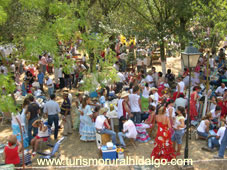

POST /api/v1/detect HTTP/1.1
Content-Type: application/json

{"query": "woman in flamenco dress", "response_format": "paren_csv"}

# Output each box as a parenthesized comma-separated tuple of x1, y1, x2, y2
(190, 86, 201, 120)
(151, 106, 176, 161)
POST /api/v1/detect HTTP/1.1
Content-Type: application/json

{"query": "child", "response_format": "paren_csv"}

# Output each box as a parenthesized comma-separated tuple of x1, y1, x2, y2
(99, 89, 106, 107)
(80, 96, 96, 141)
(4, 135, 22, 165)
(171, 106, 185, 156)
(30, 119, 48, 155)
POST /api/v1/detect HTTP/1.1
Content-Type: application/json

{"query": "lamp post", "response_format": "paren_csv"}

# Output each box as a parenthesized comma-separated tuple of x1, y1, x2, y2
(181, 42, 201, 161)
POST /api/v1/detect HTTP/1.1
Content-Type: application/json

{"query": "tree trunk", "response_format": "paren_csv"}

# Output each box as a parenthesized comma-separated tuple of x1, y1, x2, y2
(160, 39, 166, 74)
(179, 17, 187, 51)
(179, 17, 187, 73)
(89, 52, 95, 72)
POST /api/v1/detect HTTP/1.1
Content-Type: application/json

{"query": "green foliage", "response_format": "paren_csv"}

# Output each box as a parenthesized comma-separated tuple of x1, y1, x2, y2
(0, 74, 17, 113)
(188, 0, 227, 50)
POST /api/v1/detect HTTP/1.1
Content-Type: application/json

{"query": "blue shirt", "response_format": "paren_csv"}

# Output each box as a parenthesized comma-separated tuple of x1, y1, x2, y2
(37, 73, 44, 84)
(43, 100, 61, 116)
(99, 96, 106, 104)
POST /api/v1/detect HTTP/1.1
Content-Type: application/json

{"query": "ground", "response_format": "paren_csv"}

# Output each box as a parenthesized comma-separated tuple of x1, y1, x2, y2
(1, 56, 227, 170)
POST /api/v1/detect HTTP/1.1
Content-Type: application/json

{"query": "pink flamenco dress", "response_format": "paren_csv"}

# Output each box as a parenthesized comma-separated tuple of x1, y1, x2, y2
(151, 122, 176, 161)
(190, 91, 198, 120)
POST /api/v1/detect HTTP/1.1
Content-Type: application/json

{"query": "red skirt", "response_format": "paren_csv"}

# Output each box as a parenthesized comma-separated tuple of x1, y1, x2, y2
(36, 136, 48, 141)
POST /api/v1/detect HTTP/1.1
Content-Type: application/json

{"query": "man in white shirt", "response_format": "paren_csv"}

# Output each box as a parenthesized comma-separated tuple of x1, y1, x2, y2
(45, 76, 54, 97)
(118, 117, 137, 148)
(152, 67, 158, 87)
(210, 106, 221, 125)
(145, 70, 154, 87)
(43, 94, 60, 140)
(95, 107, 117, 145)
(203, 122, 226, 152)
(58, 65, 64, 89)
(129, 85, 141, 123)
(115, 72, 125, 93)
(117, 72, 125, 83)
(215, 83, 227, 96)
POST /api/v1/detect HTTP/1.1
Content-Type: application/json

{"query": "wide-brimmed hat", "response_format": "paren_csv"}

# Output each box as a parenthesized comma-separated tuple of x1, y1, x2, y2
(121, 91, 129, 98)
(99, 107, 108, 115)
(150, 87, 158, 91)
(149, 95, 155, 100)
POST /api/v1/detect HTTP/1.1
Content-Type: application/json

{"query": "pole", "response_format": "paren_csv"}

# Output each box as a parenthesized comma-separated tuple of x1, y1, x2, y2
(16, 117, 25, 170)
(184, 55, 191, 161)
(202, 52, 210, 117)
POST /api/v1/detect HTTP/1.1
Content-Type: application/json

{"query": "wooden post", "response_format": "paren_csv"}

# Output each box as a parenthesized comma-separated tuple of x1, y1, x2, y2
(15, 117, 25, 170)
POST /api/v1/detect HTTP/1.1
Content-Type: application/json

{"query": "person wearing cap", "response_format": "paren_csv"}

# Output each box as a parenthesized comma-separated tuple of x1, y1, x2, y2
(63, 88, 73, 128)
(45, 75, 54, 97)
(95, 107, 117, 145)
(118, 91, 131, 131)
(60, 92, 72, 136)
(149, 94, 156, 108)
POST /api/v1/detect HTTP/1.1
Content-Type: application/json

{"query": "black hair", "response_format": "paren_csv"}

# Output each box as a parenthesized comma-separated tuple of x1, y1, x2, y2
(193, 86, 201, 91)
(129, 82, 134, 89)
(100, 89, 105, 96)
(119, 116, 127, 122)
(28, 95, 34, 102)
(215, 106, 221, 111)
(149, 105, 155, 111)
(145, 83, 149, 87)
(94, 106, 101, 112)
(158, 72, 163, 77)
(167, 69, 171, 74)
(166, 99, 174, 107)
(50, 94, 56, 100)
(179, 93, 184, 98)
(177, 106, 186, 117)
(133, 85, 139, 93)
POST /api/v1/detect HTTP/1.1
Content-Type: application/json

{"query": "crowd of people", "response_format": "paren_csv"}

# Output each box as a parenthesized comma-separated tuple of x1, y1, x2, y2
(1, 40, 227, 167)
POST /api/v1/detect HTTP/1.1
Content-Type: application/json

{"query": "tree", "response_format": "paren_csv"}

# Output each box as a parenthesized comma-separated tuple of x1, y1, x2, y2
(191, 0, 227, 51)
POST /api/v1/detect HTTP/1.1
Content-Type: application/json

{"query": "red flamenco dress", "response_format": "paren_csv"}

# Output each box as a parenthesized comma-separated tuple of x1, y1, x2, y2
(151, 122, 176, 161)
(189, 91, 198, 120)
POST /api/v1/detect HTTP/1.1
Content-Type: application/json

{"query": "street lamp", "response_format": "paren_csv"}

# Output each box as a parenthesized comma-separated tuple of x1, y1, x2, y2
(181, 42, 201, 161)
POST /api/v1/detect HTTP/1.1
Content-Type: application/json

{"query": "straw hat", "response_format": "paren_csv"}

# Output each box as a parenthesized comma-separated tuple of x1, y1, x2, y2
(150, 87, 158, 91)
(121, 91, 129, 98)
(149, 95, 155, 100)
(99, 107, 108, 115)
(62, 87, 69, 92)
